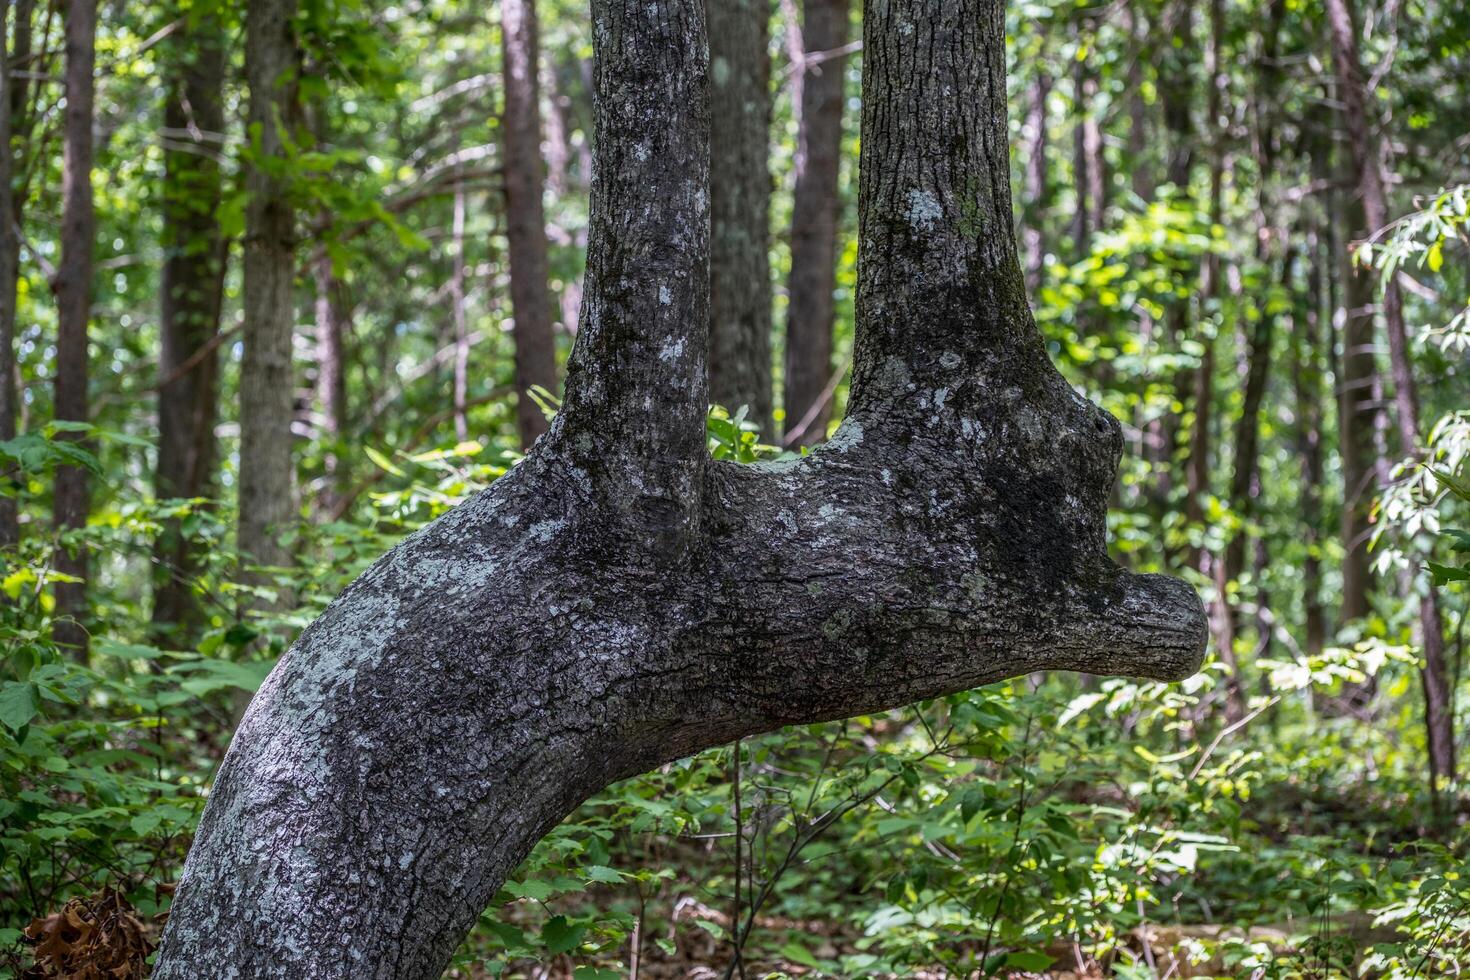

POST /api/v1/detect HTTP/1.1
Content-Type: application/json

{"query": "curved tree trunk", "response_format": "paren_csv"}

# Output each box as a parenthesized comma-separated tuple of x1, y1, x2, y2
(51, 0, 95, 658)
(153, 4, 227, 644)
(154, 3, 1206, 976)
(501, 0, 559, 449)
(707, 0, 774, 435)
(782, 0, 848, 446)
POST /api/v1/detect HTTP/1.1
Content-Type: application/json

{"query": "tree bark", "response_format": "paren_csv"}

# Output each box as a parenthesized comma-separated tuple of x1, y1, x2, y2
(1020, 65, 1051, 293)
(50, 0, 95, 658)
(450, 183, 470, 440)
(707, 0, 774, 435)
(153, 3, 227, 644)
(238, 0, 300, 578)
(782, 0, 848, 446)
(154, 3, 1206, 976)
(1325, 0, 1454, 791)
(501, 0, 559, 450)
(0, 0, 21, 549)
(1296, 226, 1327, 660)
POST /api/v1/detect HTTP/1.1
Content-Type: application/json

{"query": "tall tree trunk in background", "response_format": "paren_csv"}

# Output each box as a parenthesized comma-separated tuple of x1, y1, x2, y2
(1325, 0, 1454, 794)
(154, 3, 1206, 972)
(0, 1, 19, 549)
(500, 0, 558, 450)
(1335, 190, 1377, 630)
(311, 249, 347, 506)
(707, 0, 774, 435)
(1020, 65, 1052, 293)
(783, 0, 848, 447)
(51, 0, 95, 658)
(1296, 228, 1327, 659)
(450, 182, 470, 440)
(1069, 18, 1105, 263)
(1215, 0, 1288, 717)
(1151, 0, 1194, 519)
(239, 0, 300, 582)
(153, 5, 227, 644)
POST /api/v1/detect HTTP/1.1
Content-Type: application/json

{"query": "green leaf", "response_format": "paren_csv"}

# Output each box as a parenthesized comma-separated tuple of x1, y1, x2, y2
(1428, 561, 1470, 586)
(540, 915, 586, 955)
(365, 445, 406, 477)
(780, 942, 821, 968)
(0, 681, 39, 732)
(1431, 468, 1470, 503)
(1004, 950, 1056, 972)
(95, 640, 172, 660)
(583, 864, 623, 884)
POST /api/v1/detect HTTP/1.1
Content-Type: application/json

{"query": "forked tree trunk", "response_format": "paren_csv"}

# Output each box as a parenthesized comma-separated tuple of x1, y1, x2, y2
(782, 0, 848, 446)
(153, 5, 227, 643)
(154, 3, 1206, 976)
(707, 0, 774, 435)
(51, 0, 95, 658)
(238, 0, 300, 577)
(501, 0, 559, 449)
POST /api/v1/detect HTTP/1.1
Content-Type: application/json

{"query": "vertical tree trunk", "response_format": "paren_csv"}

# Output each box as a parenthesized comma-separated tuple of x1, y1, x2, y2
(450, 182, 470, 440)
(1215, 0, 1288, 717)
(1296, 227, 1327, 659)
(782, 0, 848, 447)
(1069, 18, 1105, 264)
(501, 0, 558, 450)
(311, 248, 347, 508)
(1151, 0, 1195, 518)
(153, 3, 227, 643)
(1334, 174, 1376, 629)
(707, 0, 774, 435)
(238, 0, 300, 579)
(1020, 65, 1052, 293)
(0, 0, 20, 549)
(1324, 0, 1454, 793)
(50, 0, 95, 658)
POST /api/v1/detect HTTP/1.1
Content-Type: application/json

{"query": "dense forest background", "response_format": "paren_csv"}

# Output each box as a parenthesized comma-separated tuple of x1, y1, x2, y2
(1, 0, 1469, 976)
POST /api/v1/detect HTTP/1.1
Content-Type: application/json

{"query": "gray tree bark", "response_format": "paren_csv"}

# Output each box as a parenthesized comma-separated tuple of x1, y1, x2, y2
(782, 0, 848, 446)
(153, 3, 227, 644)
(51, 0, 95, 658)
(501, 0, 559, 449)
(154, 2, 1206, 976)
(238, 0, 301, 577)
(707, 0, 774, 435)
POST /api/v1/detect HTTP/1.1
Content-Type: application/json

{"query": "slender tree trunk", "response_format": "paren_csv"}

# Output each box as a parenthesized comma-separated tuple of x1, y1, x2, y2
(1069, 18, 1105, 264)
(311, 247, 348, 506)
(0, 0, 20, 549)
(1296, 228, 1327, 659)
(450, 182, 470, 440)
(238, 0, 300, 580)
(501, 0, 558, 449)
(1020, 65, 1052, 293)
(782, 0, 848, 447)
(1325, 0, 1454, 793)
(50, 0, 95, 658)
(153, 3, 227, 643)
(1151, 0, 1195, 518)
(707, 0, 774, 435)
(155, 4, 1206, 975)
(1334, 174, 1376, 628)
